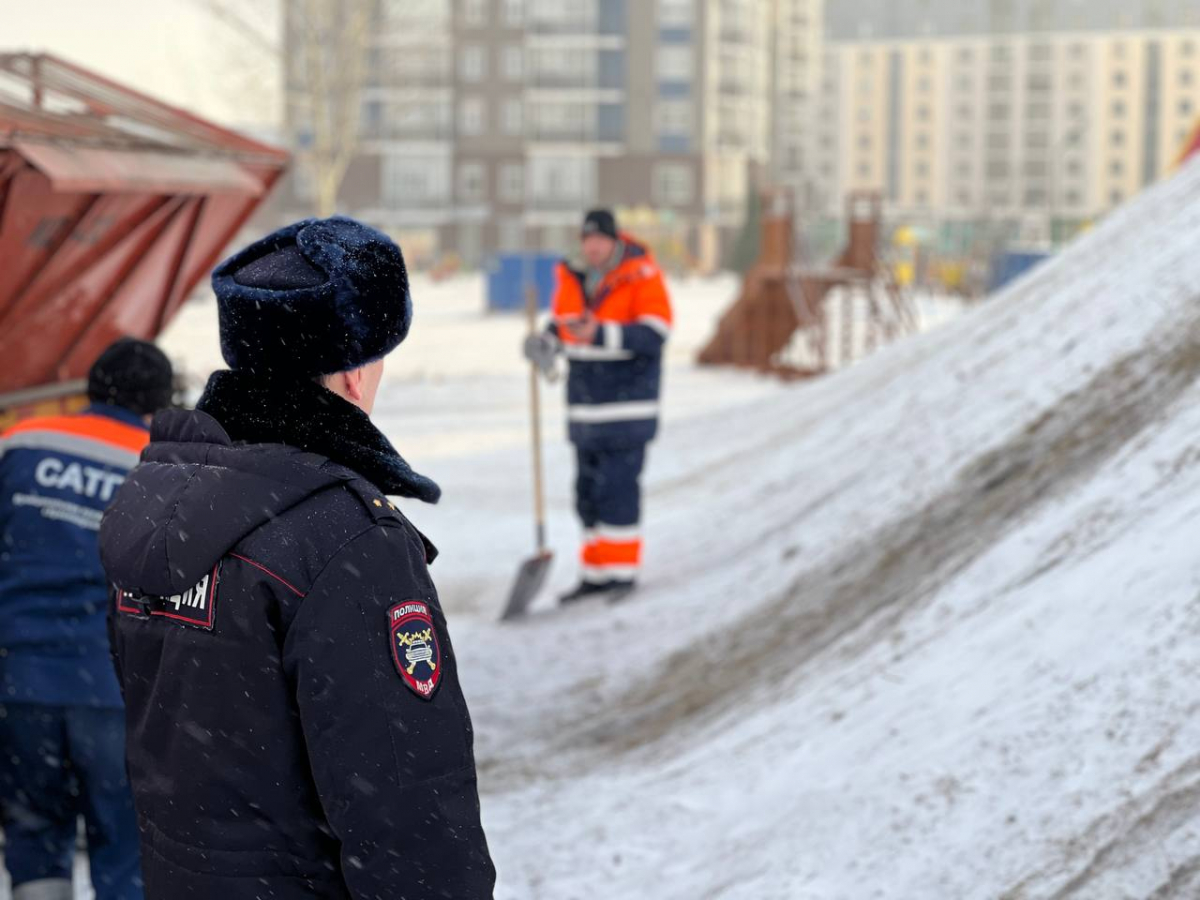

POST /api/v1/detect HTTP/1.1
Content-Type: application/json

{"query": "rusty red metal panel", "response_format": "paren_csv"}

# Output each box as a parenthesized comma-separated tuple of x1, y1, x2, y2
(0, 198, 188, 390)
(0, 52, 289, 399)
(14, 141, 265, 196)
(59, 200, 205, 378)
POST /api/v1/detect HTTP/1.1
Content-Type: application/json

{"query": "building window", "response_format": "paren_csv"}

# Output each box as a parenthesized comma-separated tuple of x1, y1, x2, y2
(459, 97, 486, 135)
(529, 156, 594, 203)
(857, 107, 871, 123)
(1110, 189, 1123, 205)
(502, 98, 523, 135)
(858, 133, 872, 150)
(1110, 159, 1123, 176)
(458, 162, 487, 201)
(1181, 99, 1195, 117)
(657, 45, 693, 81)
(383, 153, 450, 205)
(659, 0, 694, 28)
(460, 45, 487, 82)
(857, 163, 870, 177)
(656, 100, 692, 136)
(1182, 69, 1195, 87)
(1111, 129, 1125, 147)
(502, 0, 525, 27)
(653, 163, 694, 205)
(1183, 40, 1196, 58)
(498, 162, 524, 202)
(462, 0, 487, 26)
(1113, 70, 1127, 88)
(503, 46, 525, 81)
(1112, 99, 1126, 117)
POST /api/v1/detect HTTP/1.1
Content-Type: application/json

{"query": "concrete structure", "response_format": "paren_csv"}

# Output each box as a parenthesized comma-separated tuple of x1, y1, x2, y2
(284, 0, 824, 270)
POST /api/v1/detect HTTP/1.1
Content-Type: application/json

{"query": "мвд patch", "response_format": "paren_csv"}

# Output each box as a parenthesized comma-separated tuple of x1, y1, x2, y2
(388, 600, 442, 700)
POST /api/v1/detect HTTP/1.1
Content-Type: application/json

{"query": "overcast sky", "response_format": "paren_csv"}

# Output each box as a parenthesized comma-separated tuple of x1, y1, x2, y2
(6, 0, 282, 128)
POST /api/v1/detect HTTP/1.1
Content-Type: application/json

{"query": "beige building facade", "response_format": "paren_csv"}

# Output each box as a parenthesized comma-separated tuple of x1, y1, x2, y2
(815, 29, 1200, 244)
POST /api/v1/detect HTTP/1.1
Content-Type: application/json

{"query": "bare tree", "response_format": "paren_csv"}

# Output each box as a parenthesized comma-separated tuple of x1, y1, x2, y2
(195, 0, 372, 217)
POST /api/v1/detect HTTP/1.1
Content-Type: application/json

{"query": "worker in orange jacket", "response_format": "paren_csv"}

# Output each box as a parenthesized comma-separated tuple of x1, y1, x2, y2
(525, 209, 674, 604)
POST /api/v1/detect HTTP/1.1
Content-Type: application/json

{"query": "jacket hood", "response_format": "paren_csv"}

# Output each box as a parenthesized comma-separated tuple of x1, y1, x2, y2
(99, 409, 342, 596)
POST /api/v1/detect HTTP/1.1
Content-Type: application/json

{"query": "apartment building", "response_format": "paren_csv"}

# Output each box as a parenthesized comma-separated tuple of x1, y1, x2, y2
(813, 2, 1200, 244)
(770, 0, 824, 211)
(285, 0, 821, 269)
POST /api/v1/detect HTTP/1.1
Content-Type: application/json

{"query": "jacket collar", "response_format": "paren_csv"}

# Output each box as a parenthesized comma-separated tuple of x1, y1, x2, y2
(195, 370, 440, 503)
(85, 402, 150, 431)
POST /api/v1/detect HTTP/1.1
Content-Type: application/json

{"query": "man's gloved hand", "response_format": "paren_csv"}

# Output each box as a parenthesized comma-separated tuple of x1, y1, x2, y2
(523, 332, 561, 375)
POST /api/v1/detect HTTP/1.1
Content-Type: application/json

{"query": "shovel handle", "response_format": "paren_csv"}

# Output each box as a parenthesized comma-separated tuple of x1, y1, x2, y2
(526, 285, 548, 552)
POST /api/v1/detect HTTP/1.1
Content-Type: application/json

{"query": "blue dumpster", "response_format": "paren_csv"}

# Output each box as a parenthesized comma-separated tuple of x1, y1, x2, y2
(486, 253, 560, 312)
(989, 250, 1051, 293)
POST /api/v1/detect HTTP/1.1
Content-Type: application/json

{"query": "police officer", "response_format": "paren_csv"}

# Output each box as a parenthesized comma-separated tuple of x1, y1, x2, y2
(99, 217, 495, 900)
(525, 209, 674, 603)
(0, 338, 173, 900)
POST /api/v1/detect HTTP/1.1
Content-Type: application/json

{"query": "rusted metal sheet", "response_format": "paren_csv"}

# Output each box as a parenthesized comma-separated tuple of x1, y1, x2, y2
(0, 52, 288, 398)
(14, 141, 265, 196)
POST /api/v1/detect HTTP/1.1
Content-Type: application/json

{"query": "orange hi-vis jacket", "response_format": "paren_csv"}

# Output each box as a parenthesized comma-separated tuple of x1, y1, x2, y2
(550, 234, 674, 446)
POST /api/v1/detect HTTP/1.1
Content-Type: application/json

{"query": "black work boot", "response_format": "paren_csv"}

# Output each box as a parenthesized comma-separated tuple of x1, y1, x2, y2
(559, 581, 615, 605)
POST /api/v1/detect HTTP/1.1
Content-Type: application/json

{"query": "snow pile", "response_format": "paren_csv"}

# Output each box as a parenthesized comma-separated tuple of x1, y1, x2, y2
(424, 161, 1200, 899)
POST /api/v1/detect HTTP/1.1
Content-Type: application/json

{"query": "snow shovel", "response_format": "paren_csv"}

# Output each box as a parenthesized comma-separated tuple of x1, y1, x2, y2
(501, 285, 554, 621)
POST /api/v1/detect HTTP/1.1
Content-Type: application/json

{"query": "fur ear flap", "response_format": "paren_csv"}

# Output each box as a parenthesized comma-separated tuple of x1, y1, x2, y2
(212, 217, 411, 377)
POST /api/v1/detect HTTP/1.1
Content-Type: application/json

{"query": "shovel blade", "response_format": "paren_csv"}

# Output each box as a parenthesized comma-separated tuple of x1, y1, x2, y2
(501, 551, 554, 621)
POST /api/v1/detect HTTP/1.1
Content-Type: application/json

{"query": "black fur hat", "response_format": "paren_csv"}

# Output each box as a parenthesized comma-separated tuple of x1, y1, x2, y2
(87, 338, 174, 416)
(211, 216, 412, 377)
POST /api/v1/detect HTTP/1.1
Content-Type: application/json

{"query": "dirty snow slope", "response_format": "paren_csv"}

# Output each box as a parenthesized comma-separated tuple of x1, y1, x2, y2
(441, 161, 1200, 898)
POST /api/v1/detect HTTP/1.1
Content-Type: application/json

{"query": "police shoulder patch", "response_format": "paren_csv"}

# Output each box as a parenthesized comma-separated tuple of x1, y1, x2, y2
(387, 600, 442, 700)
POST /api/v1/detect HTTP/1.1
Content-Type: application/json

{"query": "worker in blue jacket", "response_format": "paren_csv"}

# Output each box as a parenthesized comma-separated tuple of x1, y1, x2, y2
(0, 338, 174, 900)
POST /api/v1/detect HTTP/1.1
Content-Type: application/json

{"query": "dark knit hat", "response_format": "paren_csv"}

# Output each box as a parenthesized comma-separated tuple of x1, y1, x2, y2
(211, 216, 412, 377)
(581, 209, 618, 241)
(87, 338, 174, 416)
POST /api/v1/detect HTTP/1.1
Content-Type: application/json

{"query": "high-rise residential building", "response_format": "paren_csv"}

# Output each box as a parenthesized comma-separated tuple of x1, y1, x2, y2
(770, 0, 825, 212)
(285, 0, 816, 269)
(813, 2, 1200, 246)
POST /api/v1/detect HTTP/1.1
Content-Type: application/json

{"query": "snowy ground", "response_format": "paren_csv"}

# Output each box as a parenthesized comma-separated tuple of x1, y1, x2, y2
(16, 158, 1200, 899)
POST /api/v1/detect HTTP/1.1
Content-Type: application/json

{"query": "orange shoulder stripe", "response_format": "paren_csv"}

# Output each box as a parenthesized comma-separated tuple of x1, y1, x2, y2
(4, 414, 149, 455)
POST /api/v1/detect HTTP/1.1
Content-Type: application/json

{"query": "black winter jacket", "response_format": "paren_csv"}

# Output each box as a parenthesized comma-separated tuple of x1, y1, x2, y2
(99, 371, 495, 899)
